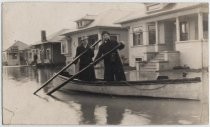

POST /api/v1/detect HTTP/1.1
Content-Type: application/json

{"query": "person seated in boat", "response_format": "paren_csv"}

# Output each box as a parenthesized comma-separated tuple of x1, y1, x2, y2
(74, 36, 96, 81)
(94, 31, 126, 81)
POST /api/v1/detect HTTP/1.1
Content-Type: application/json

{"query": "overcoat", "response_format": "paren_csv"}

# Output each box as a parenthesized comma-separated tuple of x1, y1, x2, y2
(95, 39, 126, 81)
(75, 45, 96, 81)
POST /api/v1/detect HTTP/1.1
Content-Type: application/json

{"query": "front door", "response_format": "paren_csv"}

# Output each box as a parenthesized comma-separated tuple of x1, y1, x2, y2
(164, 21, 176, 51)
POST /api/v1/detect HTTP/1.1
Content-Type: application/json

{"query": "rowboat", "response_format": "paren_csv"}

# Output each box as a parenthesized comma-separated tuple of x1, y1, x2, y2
(52, 74, 201, 100)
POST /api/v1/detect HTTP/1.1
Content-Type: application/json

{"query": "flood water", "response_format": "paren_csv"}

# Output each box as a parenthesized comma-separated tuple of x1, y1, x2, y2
(2, 66, 209, 125)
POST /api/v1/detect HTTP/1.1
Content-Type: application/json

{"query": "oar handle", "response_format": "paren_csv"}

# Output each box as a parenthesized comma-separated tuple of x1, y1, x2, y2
(33, 39, 101, 94)
(47, 44, 121, 95)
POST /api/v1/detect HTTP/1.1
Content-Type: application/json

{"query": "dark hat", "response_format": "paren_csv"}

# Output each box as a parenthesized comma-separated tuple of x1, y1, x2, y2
(101, 31, 110, 36)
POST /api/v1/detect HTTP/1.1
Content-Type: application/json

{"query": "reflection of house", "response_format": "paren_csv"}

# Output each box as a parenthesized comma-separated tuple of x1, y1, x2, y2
(4, 40, 29, 66)
(60, 9, 131, 66)
(30, 30, 68, 66)
(117, 3, 209, 71)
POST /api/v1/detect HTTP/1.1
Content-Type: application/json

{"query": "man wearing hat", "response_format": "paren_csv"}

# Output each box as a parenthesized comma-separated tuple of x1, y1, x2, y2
(74, 36, 96, 81)
(94, 31, 126, 81)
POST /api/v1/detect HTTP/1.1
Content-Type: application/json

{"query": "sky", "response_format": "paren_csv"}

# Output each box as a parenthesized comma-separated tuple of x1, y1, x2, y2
(2, 2, 145, 50)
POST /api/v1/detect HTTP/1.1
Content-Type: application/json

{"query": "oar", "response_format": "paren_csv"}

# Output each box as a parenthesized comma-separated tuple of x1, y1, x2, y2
(33, 39, 101, 95)
(47, 44, 122, 95)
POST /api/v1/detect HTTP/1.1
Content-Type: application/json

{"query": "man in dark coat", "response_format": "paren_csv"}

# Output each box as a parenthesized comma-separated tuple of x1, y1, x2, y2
(75, 36, 96, 81)
(94, 31, 126, 81)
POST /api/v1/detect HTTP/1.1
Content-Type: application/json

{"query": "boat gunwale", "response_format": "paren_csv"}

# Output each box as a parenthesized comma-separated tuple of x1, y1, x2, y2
(56, 74, 201, 86)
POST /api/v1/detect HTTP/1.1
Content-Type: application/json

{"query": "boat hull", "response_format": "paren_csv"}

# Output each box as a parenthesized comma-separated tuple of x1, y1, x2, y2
(52, 75, 201, 100)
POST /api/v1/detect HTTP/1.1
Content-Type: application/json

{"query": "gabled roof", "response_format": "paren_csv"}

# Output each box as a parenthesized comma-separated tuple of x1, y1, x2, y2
(32, 29, 70, 45)
(116, 3, 206, 24)
(62, 9, 132, 35)
(6, 41, 29, 51)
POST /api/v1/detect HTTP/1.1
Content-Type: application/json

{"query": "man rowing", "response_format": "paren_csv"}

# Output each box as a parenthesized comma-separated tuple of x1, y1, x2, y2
(74, 36, 96, 81)
(94, 31, 126, 81)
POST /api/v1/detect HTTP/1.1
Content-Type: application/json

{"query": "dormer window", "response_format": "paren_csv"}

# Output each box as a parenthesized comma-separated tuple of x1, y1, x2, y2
(75, 15, 96, 29)
(77, 20, 93, 28)
(144, 3, 170, 13)
(77, 21, 83, 28)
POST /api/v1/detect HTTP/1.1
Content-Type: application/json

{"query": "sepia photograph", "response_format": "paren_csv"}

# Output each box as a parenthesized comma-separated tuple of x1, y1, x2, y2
(2, 1, 209, 125)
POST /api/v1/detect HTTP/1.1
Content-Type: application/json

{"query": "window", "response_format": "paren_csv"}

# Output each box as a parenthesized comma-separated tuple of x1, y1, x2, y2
(110, 34, 119, 41)
(133, 27, 143, 46)
(133, 33, 143, 46)
(77, 21, 82, 28)
(12, 53, 18, 59)
(45, 49, 51, 59)
(180, 22, 189, 41)
(37, 50, 41, 60)
(148, 24, 156, 44)
(203, 20, 208, 39)
(135, 58, 142, 62)
(61, 40, 68, 54)
(77, 20, 93, 28)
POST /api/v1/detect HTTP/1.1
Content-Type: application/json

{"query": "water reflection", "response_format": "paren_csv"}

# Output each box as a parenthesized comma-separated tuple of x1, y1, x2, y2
(80, 102, 96, 124)
(3, 66, 62, 84)
(52, 90, 203, 125)
(2, 66, 208, 125)
(106, 106, 125, 125)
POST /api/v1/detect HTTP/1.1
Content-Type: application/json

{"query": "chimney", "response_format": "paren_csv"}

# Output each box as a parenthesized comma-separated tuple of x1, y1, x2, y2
(41, 30, 47, 42)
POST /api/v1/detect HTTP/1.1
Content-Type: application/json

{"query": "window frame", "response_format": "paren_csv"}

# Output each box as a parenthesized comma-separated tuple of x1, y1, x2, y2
(61, 39, 69, 54)
(180, 21, 189, 41)
(11, 53, 18, 59)
(45, 48, 51, 60)
(133, 26, 143, 46)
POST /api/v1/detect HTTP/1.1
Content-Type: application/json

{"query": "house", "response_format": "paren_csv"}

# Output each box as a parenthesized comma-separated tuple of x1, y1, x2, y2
(116, 3, 209, 71)
(60, 9, 132, 68)
(30, 29, 68, 66)
(4, 40, 29, 66)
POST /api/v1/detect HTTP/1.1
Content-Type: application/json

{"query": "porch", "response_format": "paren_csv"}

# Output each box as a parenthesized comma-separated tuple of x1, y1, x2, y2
(129, 10, 208, 71)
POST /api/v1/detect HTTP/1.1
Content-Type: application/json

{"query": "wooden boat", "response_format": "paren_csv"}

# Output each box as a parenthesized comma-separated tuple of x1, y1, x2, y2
(52, 74, 202, 100)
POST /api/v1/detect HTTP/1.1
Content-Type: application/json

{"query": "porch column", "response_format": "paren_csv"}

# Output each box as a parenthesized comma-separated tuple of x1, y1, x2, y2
(155, 21, 159, 44)
(176, 17, 180, 42)
(143, 23, 149, 45)
(155, 21, 159, 52)
(128, 26, 133, 65)
(198, 12, 204, 40)
(129, 26, 133, 47)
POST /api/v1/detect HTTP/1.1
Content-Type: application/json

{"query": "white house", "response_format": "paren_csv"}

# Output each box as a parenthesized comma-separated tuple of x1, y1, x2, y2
(4, 41, 29, 66)
(60, 9, 132, 68)
(117, 3, 209, 71)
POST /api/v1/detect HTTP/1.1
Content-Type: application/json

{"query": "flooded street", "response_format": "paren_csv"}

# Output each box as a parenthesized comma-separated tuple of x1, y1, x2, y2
(2, 66, 208, 125)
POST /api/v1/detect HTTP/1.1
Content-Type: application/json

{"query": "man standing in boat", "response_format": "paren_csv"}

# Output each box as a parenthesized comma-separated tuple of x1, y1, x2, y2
(74, 36, 96, 81)
(94, 31, 126, 81)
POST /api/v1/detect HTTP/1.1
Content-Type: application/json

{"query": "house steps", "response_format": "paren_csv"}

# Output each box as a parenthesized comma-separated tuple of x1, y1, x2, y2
(138, 51, 180, 72)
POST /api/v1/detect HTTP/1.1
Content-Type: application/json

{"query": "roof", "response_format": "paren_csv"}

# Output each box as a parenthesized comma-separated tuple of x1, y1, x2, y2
(75, 14, 97, 22)
(32, 29, 70, 45)
(62, 9, 132, 35)
(6, 41, 29, 51)
(116, 3, 206, 24)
